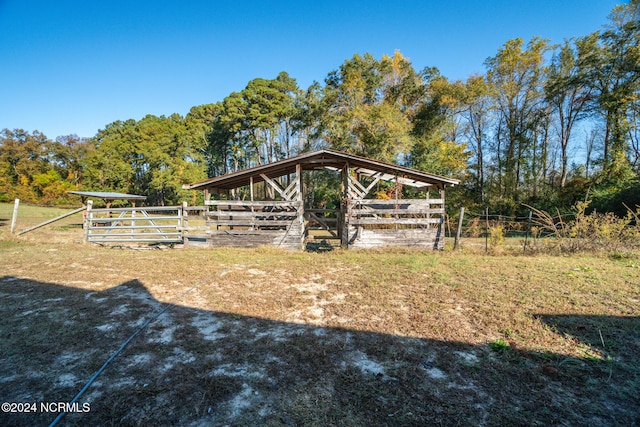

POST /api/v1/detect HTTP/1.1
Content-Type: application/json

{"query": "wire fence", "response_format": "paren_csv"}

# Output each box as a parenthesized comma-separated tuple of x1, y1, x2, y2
(445, 207, 578, 253)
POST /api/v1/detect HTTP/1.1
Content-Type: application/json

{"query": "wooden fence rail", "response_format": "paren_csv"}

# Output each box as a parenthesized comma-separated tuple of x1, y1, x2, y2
(345, 198, 446, 249)
(80, 198, 446, 250)
(202, 200, 305, 250)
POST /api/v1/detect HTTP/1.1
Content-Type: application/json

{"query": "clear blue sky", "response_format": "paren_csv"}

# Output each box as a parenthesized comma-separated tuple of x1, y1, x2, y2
(0, 0, 620, 140)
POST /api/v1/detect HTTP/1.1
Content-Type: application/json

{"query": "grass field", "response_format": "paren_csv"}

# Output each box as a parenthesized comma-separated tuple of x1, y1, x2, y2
(0, 203, 639, 426)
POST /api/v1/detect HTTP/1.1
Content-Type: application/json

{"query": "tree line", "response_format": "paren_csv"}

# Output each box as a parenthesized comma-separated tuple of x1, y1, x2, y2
(1, 1, 638, 215)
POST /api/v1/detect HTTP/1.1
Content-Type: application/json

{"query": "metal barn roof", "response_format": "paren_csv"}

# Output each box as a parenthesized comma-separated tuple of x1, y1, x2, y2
(67, 191, 147, 201)
(184, 149, 459, 191)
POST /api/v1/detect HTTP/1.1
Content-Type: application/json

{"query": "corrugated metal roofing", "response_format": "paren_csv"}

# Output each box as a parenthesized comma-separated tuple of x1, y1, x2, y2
(67, 191, 147, 200)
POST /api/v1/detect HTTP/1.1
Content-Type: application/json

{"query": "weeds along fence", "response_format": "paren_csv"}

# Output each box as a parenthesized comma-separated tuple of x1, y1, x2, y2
(448, 207, 577, 252)
(450, 204, 640, 253)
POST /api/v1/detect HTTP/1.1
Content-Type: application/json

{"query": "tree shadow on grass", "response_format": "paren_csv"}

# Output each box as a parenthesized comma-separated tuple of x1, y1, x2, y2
(0, 276, 638, 426)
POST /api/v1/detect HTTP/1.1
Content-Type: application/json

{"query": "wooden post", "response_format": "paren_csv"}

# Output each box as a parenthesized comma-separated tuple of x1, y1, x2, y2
(440, 187, 446, 247)
(485, 207, 489, 253)
(17, 205, 87, 236)
(435, 215, 445, 250)
(10, 199, 19, 234)
(523, 210, 532, 253)
(341, 162, 350, 248)
(182, 201, 188, 235)
(296, 163, 302, 202)
(394, 174, 399, 230)
(425, 190, 430, 227)
(84, 200, 93, 243)
(454, 207, 465, 250)
(296, 163, 305, 249)
(248, 177, 256, 230)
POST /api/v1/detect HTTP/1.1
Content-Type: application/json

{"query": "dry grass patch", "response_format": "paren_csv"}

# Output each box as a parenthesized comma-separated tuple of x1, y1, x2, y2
(0, 203, 639, 426)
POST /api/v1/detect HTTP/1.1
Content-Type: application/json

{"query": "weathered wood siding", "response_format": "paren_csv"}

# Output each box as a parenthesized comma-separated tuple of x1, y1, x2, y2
(347, 228, 443, 249)
(345, 198, 445, 250)
(200, 200, 305, 251)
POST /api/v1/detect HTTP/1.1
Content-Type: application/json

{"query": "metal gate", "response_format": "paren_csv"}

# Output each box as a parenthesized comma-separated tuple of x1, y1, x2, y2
(85, 205, 184, 244)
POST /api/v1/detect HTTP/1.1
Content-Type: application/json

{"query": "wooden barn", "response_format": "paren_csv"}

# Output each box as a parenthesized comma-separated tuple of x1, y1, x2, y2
(183, 150, 459, 250)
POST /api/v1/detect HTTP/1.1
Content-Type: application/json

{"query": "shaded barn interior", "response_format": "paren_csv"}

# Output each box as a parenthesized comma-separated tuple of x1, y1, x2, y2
(183, 150, 459, 250)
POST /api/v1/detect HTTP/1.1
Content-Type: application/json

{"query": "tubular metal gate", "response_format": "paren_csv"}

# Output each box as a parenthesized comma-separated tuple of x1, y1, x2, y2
(85, 206, 184, 244)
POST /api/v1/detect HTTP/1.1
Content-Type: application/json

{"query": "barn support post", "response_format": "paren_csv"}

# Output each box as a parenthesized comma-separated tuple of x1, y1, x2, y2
(296, 163, 305, 249)
(394, 174, 399, 230)
(425, 189, 431, 226)
(10, 198, 19, 235)
(248, 176, 256, 229)
(439, 187, 446, 249)
(340, 161, 350, 248)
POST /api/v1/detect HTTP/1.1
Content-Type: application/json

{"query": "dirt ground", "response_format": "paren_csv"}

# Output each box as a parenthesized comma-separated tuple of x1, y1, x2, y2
(0, 208, 639, 426)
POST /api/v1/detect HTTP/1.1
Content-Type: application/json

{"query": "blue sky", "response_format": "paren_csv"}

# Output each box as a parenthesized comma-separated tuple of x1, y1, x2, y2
(0, 0, 620, 140)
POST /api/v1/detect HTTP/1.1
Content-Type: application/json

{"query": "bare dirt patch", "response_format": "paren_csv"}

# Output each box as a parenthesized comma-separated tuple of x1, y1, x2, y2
(0, 214, 638, 425)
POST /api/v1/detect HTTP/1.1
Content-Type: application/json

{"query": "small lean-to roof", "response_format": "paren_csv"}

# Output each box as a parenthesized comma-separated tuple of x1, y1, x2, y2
(184, 149, 459, 191)
(67, 191, 147, 201)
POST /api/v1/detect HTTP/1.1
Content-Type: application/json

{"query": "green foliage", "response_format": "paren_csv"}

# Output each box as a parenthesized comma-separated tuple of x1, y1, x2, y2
(304, 170, 342, 210)
(0, 129, 86, 205)
(485, 37, 550, 204)
(410, 137, 469, 177)
(320, 52, 414, 162)
(489, 226, 505, 248)
(83, 114, 208, 206)
(2, 2, 638, 211)
(31, 170, 75, 204)
(208, 72, 301, 174)
(320, 52, 469, 176)
(489, 339, 510, 353)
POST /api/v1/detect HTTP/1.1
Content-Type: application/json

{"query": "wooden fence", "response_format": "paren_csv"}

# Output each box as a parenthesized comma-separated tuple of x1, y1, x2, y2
(82, 198, 445, 250)
(345, 198, 445, 249)
(201, 200, 305, 250)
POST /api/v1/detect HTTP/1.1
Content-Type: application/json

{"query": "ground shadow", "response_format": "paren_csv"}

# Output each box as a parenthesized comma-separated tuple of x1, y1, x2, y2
(536, 314, 640, 361)
(0, 277, 638, 426)
(305, 239, 335, 252)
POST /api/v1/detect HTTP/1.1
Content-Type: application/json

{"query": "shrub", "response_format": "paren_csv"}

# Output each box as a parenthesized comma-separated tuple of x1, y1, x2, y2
(489, 225, 505, 248)
(525, 201, 640, 253)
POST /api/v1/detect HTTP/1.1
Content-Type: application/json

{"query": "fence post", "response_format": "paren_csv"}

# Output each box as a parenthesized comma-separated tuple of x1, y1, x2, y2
(523, 210, 532, 253)
(454, 207, 465, 250)
(84, 200, 93, 243)
(181, 201, 188, 240)
(10, 199, 19, 235)
(485, 207, 489, 254)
